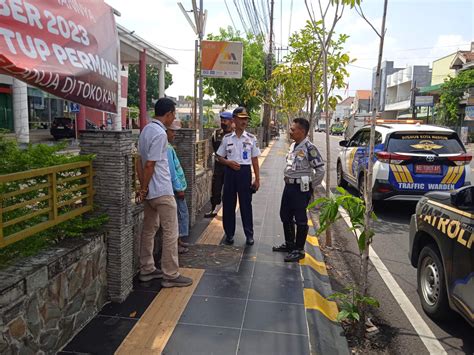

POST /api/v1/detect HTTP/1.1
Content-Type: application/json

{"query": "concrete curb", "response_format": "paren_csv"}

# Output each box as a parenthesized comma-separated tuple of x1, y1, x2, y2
(300, 215, 350, 355)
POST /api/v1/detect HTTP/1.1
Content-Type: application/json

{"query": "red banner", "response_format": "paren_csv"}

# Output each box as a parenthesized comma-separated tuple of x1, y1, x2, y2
(0, 0, 119, 113)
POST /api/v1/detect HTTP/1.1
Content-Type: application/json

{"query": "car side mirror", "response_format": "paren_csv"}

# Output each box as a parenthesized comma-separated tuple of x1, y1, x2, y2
(450, 186, 474, 211)
(339, 140, 348, 147)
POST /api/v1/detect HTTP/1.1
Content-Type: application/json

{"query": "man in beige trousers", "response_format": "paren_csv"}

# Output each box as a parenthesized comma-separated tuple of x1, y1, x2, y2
(136, 97, 193, 288)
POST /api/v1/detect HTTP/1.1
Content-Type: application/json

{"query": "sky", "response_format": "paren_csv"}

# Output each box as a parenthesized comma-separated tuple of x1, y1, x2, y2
(106, 0, 473, 99)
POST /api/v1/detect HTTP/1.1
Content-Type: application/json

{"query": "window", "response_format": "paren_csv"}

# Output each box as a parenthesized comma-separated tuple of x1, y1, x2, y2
(387, 132, 464, 154)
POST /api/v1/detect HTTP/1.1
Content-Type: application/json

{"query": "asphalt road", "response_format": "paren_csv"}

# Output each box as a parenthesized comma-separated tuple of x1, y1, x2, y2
(312, 131, 473, 355)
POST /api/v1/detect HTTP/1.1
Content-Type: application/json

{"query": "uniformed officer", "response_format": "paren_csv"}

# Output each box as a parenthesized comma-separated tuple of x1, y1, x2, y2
(204, 111, 234, 218)
(273, 117, 325, 262)
(216, 107, 261, 245)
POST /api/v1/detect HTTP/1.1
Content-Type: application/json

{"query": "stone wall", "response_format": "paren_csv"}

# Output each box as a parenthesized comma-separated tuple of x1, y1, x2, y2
(173, 129, 196, 225)
(193, 169, 213, 217)
(0, 234, 107, 354)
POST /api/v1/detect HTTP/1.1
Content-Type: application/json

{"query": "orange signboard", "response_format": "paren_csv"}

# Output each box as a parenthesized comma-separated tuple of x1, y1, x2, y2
(201, 40, 243, 79)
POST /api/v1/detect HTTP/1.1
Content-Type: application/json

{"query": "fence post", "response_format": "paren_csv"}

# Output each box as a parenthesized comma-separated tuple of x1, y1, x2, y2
(49, 171, 58, 220)
(86, 162, 94, 208)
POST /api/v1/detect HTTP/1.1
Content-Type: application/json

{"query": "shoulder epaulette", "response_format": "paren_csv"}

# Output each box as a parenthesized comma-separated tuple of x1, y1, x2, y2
(224, 133, 233, 137)
(246, 133, 255, 138)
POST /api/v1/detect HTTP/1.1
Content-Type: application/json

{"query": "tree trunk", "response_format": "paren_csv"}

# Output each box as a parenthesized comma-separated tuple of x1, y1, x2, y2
(359, 0, 388, 338)
(321, 20, 332, 247)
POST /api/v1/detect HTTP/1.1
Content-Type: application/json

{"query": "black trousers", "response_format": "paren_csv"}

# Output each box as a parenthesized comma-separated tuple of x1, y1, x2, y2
(210, 161, 225, 207)
(223, 165, 253, 239)
(280, 183, 312, 225)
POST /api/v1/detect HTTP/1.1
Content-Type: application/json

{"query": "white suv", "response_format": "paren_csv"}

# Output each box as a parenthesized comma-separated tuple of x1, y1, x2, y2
(337, 123, 472, 201)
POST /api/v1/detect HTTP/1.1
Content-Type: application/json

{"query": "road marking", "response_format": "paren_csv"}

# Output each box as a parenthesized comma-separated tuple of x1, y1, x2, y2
(303, 288, 339, 322)
(320, 180, 447, 355)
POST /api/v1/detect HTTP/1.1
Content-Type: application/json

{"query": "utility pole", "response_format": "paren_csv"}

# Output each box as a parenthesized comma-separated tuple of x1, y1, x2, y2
(262, 0, 274, 147)
(411, 80, 418, 120)
(197, 0, 205, 140)
(179, 1, 206, 139)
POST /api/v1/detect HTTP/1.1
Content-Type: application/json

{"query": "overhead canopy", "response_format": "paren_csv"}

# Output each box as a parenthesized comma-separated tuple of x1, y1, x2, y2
(117, 24, 178, 66)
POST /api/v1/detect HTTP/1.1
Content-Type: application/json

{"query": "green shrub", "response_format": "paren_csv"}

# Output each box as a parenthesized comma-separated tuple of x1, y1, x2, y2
(0, 133, 107, 269)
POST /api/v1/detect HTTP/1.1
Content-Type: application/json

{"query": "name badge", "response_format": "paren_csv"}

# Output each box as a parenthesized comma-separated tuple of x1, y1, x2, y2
(243, 151, 248, 160)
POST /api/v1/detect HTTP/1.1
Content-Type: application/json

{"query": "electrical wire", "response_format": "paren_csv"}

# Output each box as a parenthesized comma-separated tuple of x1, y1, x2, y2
(288, 0, 293, 42)
(224, 0, 238, 30)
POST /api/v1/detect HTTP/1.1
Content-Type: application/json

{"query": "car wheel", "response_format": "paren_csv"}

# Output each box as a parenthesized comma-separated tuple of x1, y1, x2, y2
(337, 161, 348, 188)
(417, 244, 450, 320)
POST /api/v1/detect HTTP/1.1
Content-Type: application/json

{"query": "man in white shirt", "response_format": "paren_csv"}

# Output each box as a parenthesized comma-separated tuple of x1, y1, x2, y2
(137, 98, 192, 288)
(216, 107, 261, 246)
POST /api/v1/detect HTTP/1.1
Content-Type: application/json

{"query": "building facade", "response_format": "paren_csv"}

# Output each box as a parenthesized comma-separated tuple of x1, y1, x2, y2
(0, 24, 177, 143)
(383, 65, 431, 119)
(371, 61, 403, 112)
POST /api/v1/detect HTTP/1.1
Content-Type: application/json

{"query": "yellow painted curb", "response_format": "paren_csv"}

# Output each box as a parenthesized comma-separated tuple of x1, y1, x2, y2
(303, 288, 339, 322)
(306, 235, 319, 247)
(299, 253, 327, 276)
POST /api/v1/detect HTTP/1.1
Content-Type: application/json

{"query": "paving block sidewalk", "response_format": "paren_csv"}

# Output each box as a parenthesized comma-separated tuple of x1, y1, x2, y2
(61, 136, 348, 355)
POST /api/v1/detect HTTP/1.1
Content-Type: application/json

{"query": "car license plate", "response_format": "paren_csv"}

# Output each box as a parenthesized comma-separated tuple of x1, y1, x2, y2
(56, 127, 64, 129)
(415, 164, 441, 174)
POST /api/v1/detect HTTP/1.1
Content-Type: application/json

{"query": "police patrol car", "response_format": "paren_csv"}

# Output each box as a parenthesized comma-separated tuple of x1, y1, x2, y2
(409, 185, 473, 326)
(337, 121, 472, 201)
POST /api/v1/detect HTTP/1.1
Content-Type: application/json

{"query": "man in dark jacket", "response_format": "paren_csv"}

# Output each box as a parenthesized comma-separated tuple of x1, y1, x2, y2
(204, 111, 233, 218)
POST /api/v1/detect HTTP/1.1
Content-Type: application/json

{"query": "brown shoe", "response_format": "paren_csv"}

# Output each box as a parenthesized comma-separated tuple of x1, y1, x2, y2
(178, 239, 191, 247)
(178, 245, 189, 254)
(162, 275, 193, 288)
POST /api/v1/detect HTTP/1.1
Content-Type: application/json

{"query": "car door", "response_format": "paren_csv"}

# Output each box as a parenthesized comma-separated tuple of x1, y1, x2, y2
(342, 130, 364, 182)
(353, 129, 370, 180)
(450, 187, 474, 325)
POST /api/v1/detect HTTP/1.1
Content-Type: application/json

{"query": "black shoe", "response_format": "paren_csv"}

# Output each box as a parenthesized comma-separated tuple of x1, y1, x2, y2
(284, 250, 305, 262)
(204, 208, 218, 218)
(224, 236, 234, 245)
(246, 237, 254, 246)
(272, 243, 291, 252)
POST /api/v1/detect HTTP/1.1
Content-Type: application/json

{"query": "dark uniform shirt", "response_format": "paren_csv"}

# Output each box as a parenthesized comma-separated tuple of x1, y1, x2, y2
(211, 129, 227, 154)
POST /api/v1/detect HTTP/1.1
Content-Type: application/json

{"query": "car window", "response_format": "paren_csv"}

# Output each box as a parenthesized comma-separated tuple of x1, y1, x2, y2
(348, 130, 363, 147)
(358, 130, 370, 146)
(387, 132, 464, 154)
(375, 132, 382, 145)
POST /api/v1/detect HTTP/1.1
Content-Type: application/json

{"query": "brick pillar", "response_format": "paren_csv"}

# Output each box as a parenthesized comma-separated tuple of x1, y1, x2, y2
(173, 128, 197, 225)
(79, 130, 134, 302)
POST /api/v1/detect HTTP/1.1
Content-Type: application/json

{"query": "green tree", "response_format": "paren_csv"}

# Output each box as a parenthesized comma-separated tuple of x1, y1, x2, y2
(127, 65, 173, 107)
(203, 27, 266, 114)
(203, 106, 218, 128)
(274, 21, 350, 135)
(438, 69, 474, 126)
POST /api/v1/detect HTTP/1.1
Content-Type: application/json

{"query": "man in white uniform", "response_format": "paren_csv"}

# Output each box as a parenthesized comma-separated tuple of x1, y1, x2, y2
(216, 107, 261, 246)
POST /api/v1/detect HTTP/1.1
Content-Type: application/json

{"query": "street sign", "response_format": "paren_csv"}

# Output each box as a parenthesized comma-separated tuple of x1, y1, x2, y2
(70, 103, 80, 113)
(201, 41, 243, 79)
(415, 96, 434, 107)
